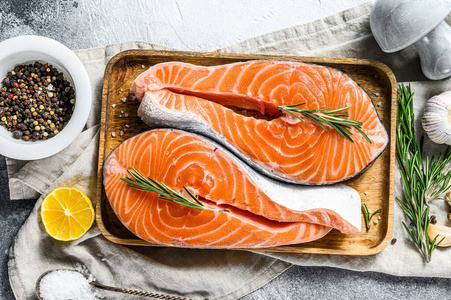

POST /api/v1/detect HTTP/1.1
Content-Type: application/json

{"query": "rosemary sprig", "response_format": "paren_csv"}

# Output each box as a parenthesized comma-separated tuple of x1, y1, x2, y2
(278, 102, 372, 144)
(120, 168, 228, 213)
(396, 83, 449, 263)
(361, 204, 382, 230)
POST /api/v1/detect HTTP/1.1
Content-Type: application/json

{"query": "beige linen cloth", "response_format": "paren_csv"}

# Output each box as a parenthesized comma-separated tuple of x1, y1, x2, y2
(7, 2, 451, 299)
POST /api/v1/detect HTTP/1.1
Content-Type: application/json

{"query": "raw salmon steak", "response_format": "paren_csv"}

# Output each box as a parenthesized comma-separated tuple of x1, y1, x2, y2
(132, 60, 389, 185)
(103, 129, 361, 248)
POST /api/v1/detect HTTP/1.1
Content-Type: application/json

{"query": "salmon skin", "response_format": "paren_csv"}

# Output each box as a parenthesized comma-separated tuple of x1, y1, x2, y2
(132, 60, 389, 185)
(103, 129, 361, 248)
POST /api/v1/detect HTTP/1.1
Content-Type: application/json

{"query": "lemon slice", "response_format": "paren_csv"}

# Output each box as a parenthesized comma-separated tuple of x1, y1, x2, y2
(40, 187, 95, 241)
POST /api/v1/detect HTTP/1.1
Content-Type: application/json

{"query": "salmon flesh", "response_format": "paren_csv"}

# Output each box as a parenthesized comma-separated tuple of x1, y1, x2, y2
(132, 60, 389, 185)
(103, 129, 361, 248)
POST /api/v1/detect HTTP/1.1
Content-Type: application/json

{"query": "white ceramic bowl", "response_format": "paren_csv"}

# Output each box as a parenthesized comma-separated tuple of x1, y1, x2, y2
(0, 36, 91, 160)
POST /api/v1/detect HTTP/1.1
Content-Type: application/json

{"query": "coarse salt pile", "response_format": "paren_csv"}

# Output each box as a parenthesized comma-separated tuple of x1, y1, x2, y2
(39, 270, 105, 300)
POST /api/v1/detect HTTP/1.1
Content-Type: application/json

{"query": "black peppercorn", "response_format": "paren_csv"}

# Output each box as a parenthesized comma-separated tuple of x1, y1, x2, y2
(430, 215, 437, 225)
(32, 132, 40, 139)
(12, 130, 22, 139)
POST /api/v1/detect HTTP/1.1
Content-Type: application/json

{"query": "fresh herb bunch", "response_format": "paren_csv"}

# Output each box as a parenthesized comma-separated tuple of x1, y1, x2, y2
(121, 168, 228, 213)
(278, 102, 372, 144)
(396, 83, 451, 262)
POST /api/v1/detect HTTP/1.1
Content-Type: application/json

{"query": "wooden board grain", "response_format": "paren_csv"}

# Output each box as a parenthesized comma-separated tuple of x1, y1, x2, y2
(96, 50, 396, 255)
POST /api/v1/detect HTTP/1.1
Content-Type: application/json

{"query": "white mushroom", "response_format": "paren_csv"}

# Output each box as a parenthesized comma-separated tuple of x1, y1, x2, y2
(370, 0, 451, 80)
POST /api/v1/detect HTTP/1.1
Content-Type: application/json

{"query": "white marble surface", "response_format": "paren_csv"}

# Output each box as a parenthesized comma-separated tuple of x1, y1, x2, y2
(0, 0, 368, 51)
(1, 1, 451, 299)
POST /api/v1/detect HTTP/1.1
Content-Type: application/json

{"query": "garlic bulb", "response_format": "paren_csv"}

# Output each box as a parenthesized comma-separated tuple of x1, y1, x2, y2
(422, 91, 451, 145)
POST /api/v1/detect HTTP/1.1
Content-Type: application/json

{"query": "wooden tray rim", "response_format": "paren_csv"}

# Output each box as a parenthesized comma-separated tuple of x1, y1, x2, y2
(95, 49, 397, 256)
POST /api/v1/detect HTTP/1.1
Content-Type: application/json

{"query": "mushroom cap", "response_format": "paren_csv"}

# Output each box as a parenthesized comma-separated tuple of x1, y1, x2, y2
(370, 0, 451, 53)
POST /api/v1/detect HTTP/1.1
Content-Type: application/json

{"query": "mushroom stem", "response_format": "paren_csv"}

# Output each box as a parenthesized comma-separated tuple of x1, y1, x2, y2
(414, 21, 451, 80)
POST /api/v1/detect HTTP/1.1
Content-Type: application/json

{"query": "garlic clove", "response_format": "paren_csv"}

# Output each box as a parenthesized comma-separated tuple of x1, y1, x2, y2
(422, 91, 451, 145)
(446, 190, 451, 207)
(428, 224, 451, 247)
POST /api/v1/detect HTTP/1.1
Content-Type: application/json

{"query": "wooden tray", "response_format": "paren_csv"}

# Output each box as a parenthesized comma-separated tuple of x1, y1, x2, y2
(96, 50, 396, 255)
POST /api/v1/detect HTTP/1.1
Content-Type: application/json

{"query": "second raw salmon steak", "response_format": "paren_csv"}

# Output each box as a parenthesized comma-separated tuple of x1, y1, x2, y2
(132, 60, 389, 185)
(103, 129, 361, 248)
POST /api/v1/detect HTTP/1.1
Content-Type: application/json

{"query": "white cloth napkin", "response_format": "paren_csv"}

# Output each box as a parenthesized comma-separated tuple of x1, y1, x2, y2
(7, 2, 451, 299)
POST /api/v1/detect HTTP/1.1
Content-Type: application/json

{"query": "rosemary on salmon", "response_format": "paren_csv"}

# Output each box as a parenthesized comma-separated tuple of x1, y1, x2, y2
(121, 168, 228, 213)
(396, 83, 451, 262)
(278, 103, 372, 144)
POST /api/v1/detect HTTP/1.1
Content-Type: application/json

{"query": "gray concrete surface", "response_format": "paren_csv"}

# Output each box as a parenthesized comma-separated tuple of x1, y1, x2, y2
(1, 1, 451, 299)
(0, 156, 35, 299)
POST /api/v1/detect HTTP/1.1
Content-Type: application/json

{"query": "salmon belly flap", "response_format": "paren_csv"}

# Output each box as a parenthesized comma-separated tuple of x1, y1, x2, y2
(132, 60, 389, 185)
(103, 129, 362, 248)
